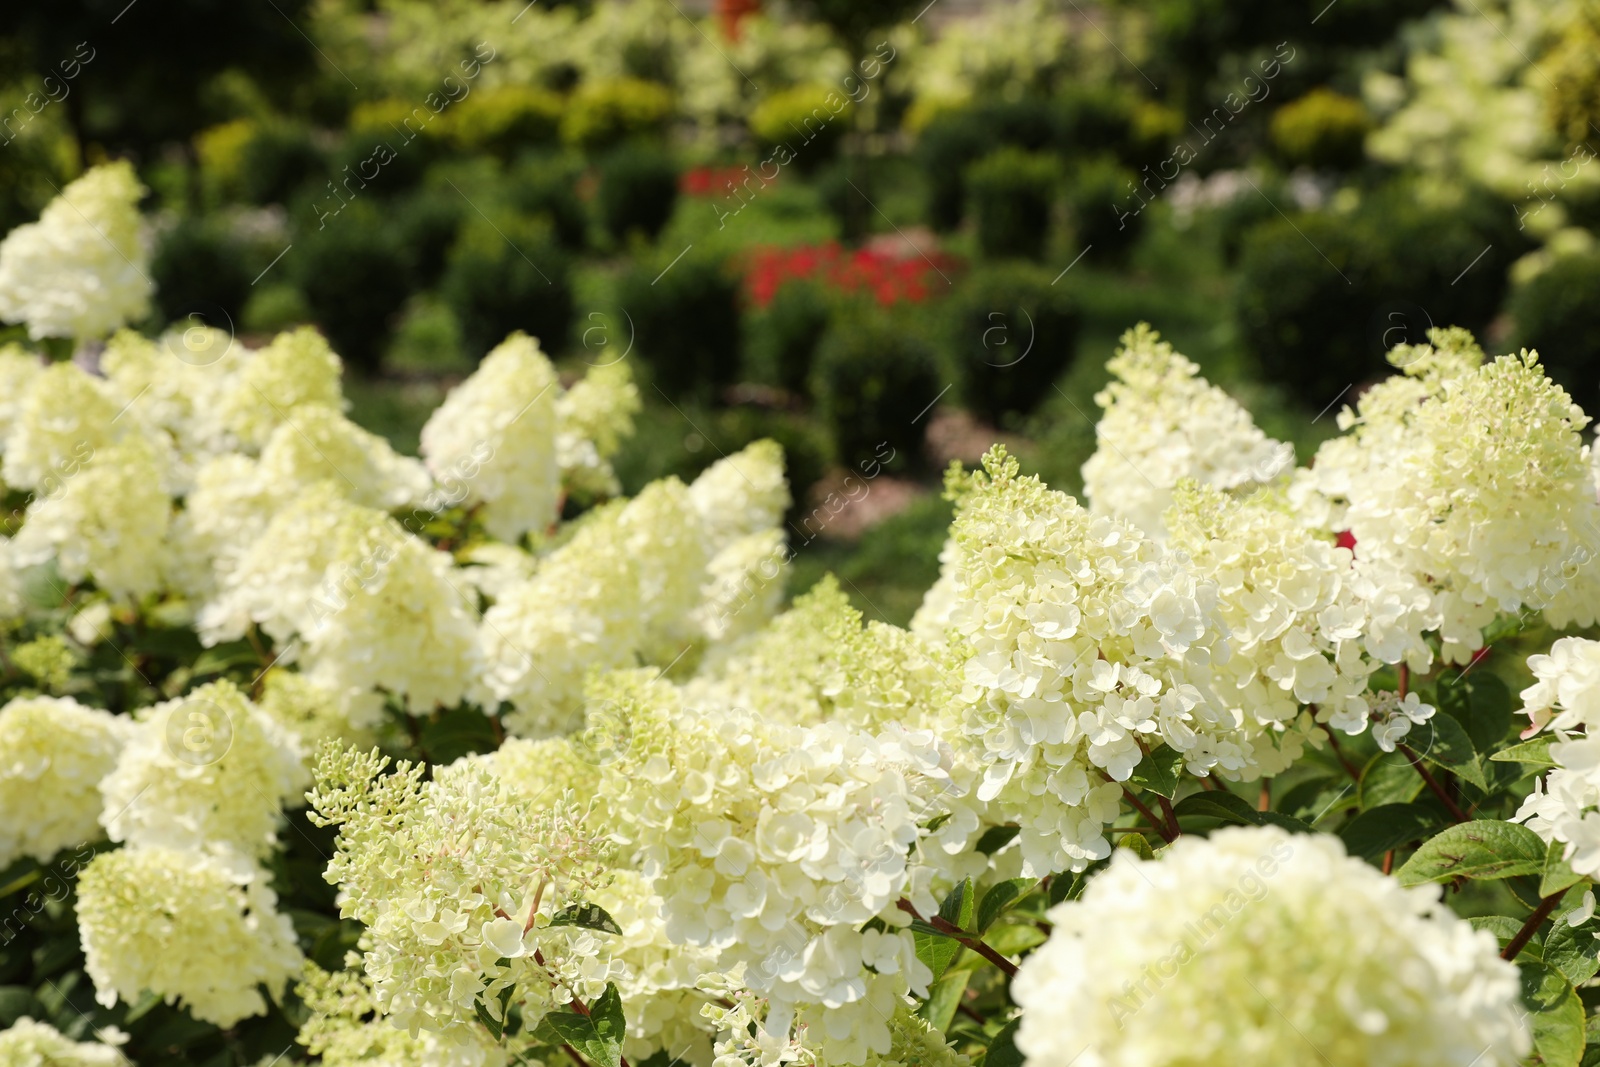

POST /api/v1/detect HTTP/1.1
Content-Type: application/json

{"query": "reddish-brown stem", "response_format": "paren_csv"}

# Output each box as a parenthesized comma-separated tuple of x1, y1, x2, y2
(1502, 893, 1564, 961)
(1198, 776, 1220, 791)
(1258, 779, 1272, 812)
(1120, 787, 1179, 843)
(1382, 850, 1394, 875)
(1157, 794, 1180, 837)
(1322, 728, 1362, 782)
(1398, 663, 1410, 699)
(957, 1001, 987, 1025)
(1398, 744, 1469, 823)
(896, 900, 1019, 978)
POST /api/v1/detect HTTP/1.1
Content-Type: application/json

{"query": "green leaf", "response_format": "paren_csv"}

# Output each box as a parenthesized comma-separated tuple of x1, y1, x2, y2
(1171, 791, 1314, 833)
(419, 708, 498, 763)
(1414, 713, 1487, 790)
(542, 984, 627, 1067)
(548, 902, 623, 936)
(914, 879, 975, 980)
(938, 878, 976, 931)
(1471, 915, 1543, 957)
(976, 879, 1035, 934)
(919, 969, 970, 1033)
(1436, 669, 1514, 752)
(1522, 962, 1586, 1067)
(1117, 831, 1156, 860)
(1128, 746, 1185, 798)
(0, 986, 43, 1027)
(1360, 750, 1423, 809)
(1543, 839, 1589, 899)
(984, 923, 1047, 956)
(973, 825, 1020, 856)
(1048, 859, 1107, 907)
(986, 1018, 1024, 1067)
(1394, 820, 1547, 887)
(190, 640, 261, 677)
(1544, 915, 1600, 986)
(1491, 736, 1557, 770)
(1337, 802, 1442, 860)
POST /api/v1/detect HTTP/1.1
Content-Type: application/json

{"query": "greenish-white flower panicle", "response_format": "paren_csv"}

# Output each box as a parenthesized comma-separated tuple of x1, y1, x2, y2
(621, 476, 710, 663)
(942, 447, 1228, 875)
(1163, 481, 1379, 768)
(689, 439, 790, 557)
(0, 539, 22, 622)
(76, 846, 303, 1028)
(1081, 325, 1292, 539)
(0, 1017, 130, 1066)
(480, 501, 640, 736)
(470, 735, 602, 814)
(2, 362, 125, 492)
(255, 667, 384, 750)
(10, 435, 172, 600)
(1012, 826, 1529, 1067)
(167, 453, 283, 602)
(0, 696, 130, 869)
(704, 997, 968, 1067)
(307, 745, 617, 1044)
(0, 342, 44, 446)
(98, 680, 308, 860)
(99, 327, 243, 492)
(593, 870, 724, 1067)
(909, 536, 961, 645)
(421, 332, 561, 543)
(257, 404, 432, 512)
(558, 359, 641, 499)
(199, 485, 482, 712)
(0, 162, 152, 342)
(297, 960, 511, 1067)
(217, 326, 348, 450)
(694, 527, 789, 644)
(597, 669, 970, 1067)
(1515, 637, 1600, 875)
(1295, 329, 1600, 665)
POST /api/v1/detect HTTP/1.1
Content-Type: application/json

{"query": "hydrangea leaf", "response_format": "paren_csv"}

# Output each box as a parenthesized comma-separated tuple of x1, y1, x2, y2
(1395, 820, 1546, 886)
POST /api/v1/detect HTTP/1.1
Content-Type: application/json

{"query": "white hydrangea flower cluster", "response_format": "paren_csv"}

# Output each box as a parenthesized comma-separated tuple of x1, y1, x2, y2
(421, 333, 563, 543)
(200, 485, 481, 713)
(1515, 637, 1600, 875)
(1012, 825, 1529, 1067)
(1081, 325, 1292, 539)
(593, 870, 725, 1067)
(297, 960, 511, 1067)
(557, 359, 641, 499)
(217, 325, 348, 450)
(0, 1017, 130, 1066)
(1163, 481, 1377, 765)
(482, 441, 791, 736)
(0, 342, 44, 443)
(307, 744, 618, 1043)
(0, 162, 152, 342)
(1295, 330, 1600, 664)
(0, 695, 129, 868)
(98, 680, 308, 860)
(941, 447, 1229, 875)
(597, 670, 966, 1067)
(76, 845, 304, 1028)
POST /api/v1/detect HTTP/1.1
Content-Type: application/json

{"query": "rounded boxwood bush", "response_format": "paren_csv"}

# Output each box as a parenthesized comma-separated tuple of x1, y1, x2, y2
(746, 278, 832, 395)
(1236, 187, 1515, 408)
(597, 143, 680, 244)
(508, 154, 589, 250)
(446, 85, 564, 159)
(291, 200, 414, 373)
(943, 262, 1081, 423)
(441, 210, 573, 361)
(617, 252, 741, 400)
(749, 84, 853, 172)
(966, 148, 1060, 260)
(1270, 89, 1371, 170)
(811, 307, 941, 472)
(561, 78, 673, 151)
(1509, 250, 1600, 410)
(1067, 155, 1143, 264)
(151, 215, 254, 329)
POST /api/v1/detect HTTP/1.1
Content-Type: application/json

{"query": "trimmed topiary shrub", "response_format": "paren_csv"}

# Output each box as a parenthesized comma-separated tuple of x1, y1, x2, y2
(441, 210, 573, 361)
(1067, 155, 1143, 264)
(967, 148, 1060, 260)
(749, 85, 853, 172)
(446, 85, 564, 158)
(1270, 89, 1371, 170)
(291, 200, 414, 373)
(150, 215, 254, 328)
(746, 277, 832, 395)
(597, 143, 680, 244)
(508, 154, 589, 250)
(561, 78, 673, 151)
(943, 262, 1081, 423)
(811, 306, 941, 471)
(617, 251, 741, 400)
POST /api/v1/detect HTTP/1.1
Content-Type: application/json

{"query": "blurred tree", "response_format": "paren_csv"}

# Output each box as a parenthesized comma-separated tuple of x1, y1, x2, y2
(0, 0, 318, 160)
